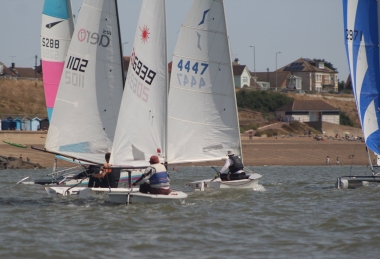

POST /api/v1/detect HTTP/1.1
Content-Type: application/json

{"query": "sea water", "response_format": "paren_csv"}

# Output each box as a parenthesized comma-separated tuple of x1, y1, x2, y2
(0, 166, 379, 259)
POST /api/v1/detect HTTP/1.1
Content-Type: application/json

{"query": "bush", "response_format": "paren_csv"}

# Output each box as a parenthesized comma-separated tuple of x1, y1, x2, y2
(236, 90, 293, 113)
(340, 110, 354, 127)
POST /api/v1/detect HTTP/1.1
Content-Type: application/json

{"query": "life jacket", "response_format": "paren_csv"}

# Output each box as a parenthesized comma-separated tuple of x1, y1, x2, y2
(149, 163, 170, 188)
(228, 156, 244, 173)
(100, 163, 120, 188)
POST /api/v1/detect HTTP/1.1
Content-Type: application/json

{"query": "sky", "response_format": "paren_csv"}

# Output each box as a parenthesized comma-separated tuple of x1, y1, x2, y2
(0, 0, 348, 81)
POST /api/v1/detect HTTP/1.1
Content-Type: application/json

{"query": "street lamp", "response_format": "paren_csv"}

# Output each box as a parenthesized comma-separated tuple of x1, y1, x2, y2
(275, 52, 282, 90)
(249, 46, 256, 79)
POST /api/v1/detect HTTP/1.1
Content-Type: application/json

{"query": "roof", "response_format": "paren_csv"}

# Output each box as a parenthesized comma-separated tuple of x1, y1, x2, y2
(232, 65, 247, 76)
(0, 63, 42, 79)
(276, 100, 339, 112)
(277, 58, 337, 74)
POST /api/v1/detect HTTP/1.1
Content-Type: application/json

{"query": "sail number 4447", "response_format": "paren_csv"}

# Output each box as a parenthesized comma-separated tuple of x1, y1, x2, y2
(176, 59, 208, 88)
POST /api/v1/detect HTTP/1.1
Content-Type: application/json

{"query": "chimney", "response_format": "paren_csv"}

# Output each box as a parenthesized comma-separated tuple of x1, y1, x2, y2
(11, 62, 15, 69)
(234, 58, 239, 64)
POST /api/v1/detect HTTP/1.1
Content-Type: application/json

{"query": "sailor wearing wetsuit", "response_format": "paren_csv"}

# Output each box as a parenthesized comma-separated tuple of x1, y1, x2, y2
(133, 155, 171, 195)
(218, 151, 246, 181)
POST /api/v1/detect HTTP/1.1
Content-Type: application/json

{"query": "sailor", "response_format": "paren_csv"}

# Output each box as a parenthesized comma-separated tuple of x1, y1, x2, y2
(93, 152, 120, 188)
(133, 155, 171, 195)
(218, 151, 246, 181)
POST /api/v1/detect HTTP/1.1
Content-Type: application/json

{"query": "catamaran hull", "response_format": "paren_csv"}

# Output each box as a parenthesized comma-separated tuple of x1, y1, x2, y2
(186, 173, 262, 191)
(108, 191, 188, 204)
(335, 176, 380, 189)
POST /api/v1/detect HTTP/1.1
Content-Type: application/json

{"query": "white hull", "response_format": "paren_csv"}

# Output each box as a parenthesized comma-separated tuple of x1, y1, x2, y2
(186, 173, 262, 191)
(108, 191, 188, 204)
(45, 187, 139, 199)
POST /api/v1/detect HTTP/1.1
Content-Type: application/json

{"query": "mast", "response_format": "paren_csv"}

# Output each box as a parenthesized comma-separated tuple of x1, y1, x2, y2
(164, 0, 168, 165)
(115, 0, 125, 88)
(222, 0, 243, 162)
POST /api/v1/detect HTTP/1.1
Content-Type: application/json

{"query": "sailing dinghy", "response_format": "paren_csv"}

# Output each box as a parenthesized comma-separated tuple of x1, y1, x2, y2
(106, 0, 187, 204)
(33, 0, 143, 196)
(336, 0, 380, 189)
(167, 0, 262, 191)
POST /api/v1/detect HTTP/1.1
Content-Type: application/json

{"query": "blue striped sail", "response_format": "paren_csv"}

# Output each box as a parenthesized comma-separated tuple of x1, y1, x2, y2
(343, 0, 380, 154)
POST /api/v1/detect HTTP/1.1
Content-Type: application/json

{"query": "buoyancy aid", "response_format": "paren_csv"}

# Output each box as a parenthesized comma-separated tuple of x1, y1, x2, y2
(100, 163, 120, 188)
(149, 163, 170, 188)
(228, 156, 244, 173)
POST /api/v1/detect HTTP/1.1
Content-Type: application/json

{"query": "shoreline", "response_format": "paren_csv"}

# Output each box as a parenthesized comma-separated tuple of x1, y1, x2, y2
(0, 131, 370, 168)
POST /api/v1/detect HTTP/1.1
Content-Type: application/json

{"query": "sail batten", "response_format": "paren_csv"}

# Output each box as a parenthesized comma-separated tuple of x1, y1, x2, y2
(168, 0, 241, 164)
(45, 0, 124, 164)
(343, 0, 380, 155)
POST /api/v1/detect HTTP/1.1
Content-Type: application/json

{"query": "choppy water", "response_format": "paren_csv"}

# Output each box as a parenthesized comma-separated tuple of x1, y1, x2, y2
(1, 166, 380, 259)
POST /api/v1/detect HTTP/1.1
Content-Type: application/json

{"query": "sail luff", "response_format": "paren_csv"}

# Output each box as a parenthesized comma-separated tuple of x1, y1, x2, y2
(164, 0, 168, 164)
(220, 0, 243, 162)
(114, 0, 125, 87)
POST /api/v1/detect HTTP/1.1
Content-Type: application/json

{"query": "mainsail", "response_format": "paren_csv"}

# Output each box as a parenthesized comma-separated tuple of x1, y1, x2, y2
(41, 0, 74, 121)
(45, 0, 124, 164)
(110, 0, 167, 166)
(343, 0, 380, 155)
(167, 0, 242, 164)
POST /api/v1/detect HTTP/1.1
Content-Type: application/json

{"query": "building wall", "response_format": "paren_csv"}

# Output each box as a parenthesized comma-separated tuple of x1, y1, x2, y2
(234, 68, 251, 88)
(322, 115, 339, 124)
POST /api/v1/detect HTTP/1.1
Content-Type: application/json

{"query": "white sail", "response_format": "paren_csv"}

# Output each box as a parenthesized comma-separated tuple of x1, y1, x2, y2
(167, 0, 241, 164)
(110, 0, 167, 167)
(41, 0, 74, 121)
(45, 0, 124, 164)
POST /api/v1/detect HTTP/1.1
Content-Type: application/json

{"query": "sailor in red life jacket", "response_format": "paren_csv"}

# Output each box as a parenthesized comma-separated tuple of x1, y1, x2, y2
(133, 155, 171, 195)
(218, 151, 246, 181)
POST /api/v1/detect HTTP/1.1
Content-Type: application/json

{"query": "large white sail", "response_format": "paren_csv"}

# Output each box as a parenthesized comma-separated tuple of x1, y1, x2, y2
(110, 0, 167, 167)
(167, 0, 241, 164)
(343, 0, 380, 155)
(45, 0, 124, 164)
(41, 0, 74, 121)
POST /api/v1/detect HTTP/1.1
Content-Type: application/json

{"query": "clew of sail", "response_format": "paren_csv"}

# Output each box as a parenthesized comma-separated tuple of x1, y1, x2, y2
(41, 0, 75, 121)
(343, 0, 380, 155)
(167, 0, 241, 164)
(110, 0, 167, 167)
(44, 0, 124, 164)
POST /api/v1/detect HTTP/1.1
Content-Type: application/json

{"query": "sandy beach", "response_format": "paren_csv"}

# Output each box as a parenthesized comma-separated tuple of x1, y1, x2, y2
(0, 131, 369, 168)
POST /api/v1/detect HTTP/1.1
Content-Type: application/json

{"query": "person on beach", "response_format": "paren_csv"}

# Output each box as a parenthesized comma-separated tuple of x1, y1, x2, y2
(218, 151, 246, 181)
(326, 156, 330, 166)
(133, 155, 171, 195)
(93, 152, 120, 188)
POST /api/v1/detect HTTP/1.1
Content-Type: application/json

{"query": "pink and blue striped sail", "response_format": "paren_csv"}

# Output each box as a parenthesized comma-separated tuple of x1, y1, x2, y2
(343, 0, 380, 154)
(41, 0, 74, 121)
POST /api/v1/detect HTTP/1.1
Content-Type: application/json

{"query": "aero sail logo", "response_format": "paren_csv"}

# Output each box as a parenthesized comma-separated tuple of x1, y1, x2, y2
(77, 28, 111, 47)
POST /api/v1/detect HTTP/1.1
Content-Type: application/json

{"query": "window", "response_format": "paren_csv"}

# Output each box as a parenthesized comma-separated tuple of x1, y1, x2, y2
(243, 77, 248, 83)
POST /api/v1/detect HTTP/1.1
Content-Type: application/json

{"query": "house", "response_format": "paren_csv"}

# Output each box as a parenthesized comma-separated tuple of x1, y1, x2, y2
(275, 100, 340, 125)
(13, 118, 22, 130)
(254, 58, 339, 92)
(232, 58, 251, 88)
(0, 62, 42, 79)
